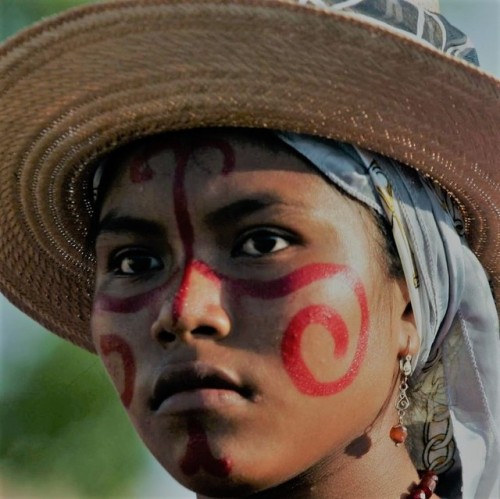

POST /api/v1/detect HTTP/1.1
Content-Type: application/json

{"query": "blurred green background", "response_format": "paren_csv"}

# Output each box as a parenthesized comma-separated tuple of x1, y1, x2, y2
(0, 0, 498, 498)
(0, 3, 194, 496)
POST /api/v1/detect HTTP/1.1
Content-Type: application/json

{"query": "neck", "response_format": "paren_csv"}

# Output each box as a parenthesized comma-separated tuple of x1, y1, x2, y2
(253, 434, 420, 499)
(196, 375, 438, 499)
(197, 434, 433, 499)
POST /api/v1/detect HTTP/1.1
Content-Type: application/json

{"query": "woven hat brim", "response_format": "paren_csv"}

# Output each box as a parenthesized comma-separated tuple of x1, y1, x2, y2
(0, 0, 498, 352)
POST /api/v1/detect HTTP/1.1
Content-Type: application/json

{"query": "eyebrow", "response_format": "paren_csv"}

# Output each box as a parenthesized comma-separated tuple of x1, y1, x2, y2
(204, 195, 294, 228)
(97, 210, 166, 239)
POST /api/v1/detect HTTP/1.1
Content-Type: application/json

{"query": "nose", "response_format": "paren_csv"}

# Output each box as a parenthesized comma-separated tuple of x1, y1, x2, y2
(150, 260, 231, 347)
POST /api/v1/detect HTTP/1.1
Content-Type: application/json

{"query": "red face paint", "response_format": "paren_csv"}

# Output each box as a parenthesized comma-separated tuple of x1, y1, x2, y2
(98, 136, 370, 398)
(281, 269, 369, 396)
(282, 306, 349, 395)
(227, 263, 369, 396)
(95, 140, 232, 317)
(129, 142, 171, 184)
(278, 266, 368, 396)
(170, 139, 235, 323)
(130, 156, 155, 183)
(227, 263, 346, 299)
(93, 270, 180, 314)
(99, 334, 136, 408)
(180, 419, 232, 477)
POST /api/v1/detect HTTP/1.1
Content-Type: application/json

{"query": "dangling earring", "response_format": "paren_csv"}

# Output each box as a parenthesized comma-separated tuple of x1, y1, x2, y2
(390, 351, 412, 446)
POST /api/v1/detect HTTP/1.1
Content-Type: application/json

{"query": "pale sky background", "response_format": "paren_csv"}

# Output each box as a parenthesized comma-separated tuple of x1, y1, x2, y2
(1, 1, 499, 498)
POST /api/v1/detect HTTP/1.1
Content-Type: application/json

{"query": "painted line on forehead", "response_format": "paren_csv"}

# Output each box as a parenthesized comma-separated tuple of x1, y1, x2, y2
(170, 139, 235, 324)
(130, 155, 154, 184)
(180, 419, 232, 478)
(171, 139, 237, 255)
(99, 334, 136, 408)
(129, 143, 167, 184)
(93, 270, 179, 314)
(194, 138, 236, 175)
(280, 268, 370, 396)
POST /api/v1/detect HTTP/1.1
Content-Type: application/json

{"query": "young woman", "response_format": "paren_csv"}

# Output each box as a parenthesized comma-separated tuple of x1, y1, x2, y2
(0, 1, 498, 497)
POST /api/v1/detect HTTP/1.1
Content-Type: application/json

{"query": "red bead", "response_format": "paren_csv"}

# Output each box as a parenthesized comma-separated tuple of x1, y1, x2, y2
(421, 485, 433, 497)
(411, 470, 438, 498)
(390, 424, 408, 445)
(418, 470, 438, 495)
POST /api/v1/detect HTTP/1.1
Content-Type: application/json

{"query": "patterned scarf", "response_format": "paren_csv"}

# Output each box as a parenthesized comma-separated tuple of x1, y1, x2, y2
(277, 131, 500, 499)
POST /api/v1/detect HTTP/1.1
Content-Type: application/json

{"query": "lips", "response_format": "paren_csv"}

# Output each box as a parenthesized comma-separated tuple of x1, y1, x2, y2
(149, 362, 253, 412)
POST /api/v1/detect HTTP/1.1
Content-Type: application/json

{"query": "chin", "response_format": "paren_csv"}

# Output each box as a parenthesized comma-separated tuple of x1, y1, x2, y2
(176, 474, 262, 498)
(151, 445, 292, 499)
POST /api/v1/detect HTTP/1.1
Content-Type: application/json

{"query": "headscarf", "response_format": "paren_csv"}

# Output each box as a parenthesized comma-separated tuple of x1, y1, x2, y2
(277, 132, 500, 498)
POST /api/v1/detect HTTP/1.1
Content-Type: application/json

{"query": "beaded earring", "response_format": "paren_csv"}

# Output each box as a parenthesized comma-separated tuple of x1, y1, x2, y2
(390, 352, 412, 445)
(389, 347, 440, 498)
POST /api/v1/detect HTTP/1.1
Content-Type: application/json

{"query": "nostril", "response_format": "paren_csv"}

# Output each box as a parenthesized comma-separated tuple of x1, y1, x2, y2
(157, 330, 176, 343)
(192, 326, 219, 337)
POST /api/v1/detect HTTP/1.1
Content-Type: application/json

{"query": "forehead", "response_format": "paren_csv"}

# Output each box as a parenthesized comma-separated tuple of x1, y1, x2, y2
(110, 129, 315, 181)
(99, 129, 340, 212)
(96, 129, 380, 250)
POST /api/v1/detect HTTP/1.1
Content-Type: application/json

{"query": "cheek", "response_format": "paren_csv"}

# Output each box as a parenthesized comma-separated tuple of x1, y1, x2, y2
(278, 271, 370, 397)
(98, 333, 137, 409)
(91, 306, 142, 410)
(281, 305, 349, 393)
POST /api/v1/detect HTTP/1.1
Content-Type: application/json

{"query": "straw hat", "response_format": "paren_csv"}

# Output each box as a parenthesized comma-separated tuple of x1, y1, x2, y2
(0, 0, 498, 352)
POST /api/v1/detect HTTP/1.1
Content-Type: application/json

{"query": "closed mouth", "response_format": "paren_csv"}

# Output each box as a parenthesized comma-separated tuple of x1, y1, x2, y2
(149, 363, 253, 411)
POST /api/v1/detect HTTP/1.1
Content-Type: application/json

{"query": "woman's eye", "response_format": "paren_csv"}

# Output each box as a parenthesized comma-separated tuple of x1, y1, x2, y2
(110, 249, 163, 275)
(235, 230, 291, 257)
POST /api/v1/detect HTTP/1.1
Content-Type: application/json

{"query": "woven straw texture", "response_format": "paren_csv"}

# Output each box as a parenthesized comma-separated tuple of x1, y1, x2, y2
(0, 0, 498, 351)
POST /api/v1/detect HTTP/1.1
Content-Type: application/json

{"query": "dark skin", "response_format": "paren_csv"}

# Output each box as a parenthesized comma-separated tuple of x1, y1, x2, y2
(91, 129, 435, 498)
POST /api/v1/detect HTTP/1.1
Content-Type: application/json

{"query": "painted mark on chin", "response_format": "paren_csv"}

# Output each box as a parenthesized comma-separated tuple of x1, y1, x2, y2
(180, 419, 232, 478)
(99, 334, 136, 408)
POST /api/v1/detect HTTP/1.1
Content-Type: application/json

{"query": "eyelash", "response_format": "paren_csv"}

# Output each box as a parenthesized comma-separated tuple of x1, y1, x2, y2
(232, 228, 296, 258)
(108, 247, 164, 277)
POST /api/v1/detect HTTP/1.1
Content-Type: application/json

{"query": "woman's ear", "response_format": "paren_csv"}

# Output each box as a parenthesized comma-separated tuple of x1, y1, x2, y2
(394, 278, 419, 357)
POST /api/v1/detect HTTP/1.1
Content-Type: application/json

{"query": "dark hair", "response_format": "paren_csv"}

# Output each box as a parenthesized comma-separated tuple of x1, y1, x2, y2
(371, 209, 404, 279)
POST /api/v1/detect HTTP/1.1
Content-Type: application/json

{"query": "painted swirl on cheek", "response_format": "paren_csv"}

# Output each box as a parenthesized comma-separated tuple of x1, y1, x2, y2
(99, 334, 136, 408)
(281, 305, 348, 395)
(225, 263, 369, 395)
(180, 419, 232, 477)
(280, 270, 369, 396)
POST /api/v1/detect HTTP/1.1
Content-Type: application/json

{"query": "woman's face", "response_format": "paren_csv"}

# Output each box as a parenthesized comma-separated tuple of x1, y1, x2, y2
(91, 130, 410, 496)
